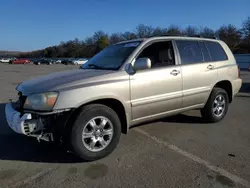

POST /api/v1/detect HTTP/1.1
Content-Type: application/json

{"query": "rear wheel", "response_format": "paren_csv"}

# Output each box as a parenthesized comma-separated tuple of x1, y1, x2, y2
(201, 88, 229, 123)
(70, 104, 121, 161)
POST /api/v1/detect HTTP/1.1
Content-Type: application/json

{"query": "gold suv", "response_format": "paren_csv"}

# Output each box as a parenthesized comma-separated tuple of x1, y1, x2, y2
(6, 37, 242, 161)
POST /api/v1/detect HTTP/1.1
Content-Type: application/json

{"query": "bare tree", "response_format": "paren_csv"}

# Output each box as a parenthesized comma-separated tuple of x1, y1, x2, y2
(135, 24, 154, 38)
(199, 27, 215, 38)
(122, 31, 137, 40)
(216, 24, 242, 51)
(183, 26, 199, 36)
(109, 33, 123, 44)
(167, 25, 182, 36)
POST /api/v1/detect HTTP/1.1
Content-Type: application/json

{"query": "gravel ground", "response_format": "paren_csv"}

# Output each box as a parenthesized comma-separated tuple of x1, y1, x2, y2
(0, 63, 249, 188)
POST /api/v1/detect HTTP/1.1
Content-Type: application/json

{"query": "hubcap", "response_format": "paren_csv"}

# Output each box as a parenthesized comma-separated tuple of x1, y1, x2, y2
(82, 116, 114, 152)
(213, 95, 226, 117)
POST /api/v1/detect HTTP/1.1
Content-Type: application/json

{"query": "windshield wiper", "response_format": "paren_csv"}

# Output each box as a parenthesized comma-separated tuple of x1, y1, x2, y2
(87, 64, 117, 70)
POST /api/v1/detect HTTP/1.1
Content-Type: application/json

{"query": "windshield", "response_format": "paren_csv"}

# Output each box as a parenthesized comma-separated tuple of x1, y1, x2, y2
(81, 41, 141, 70)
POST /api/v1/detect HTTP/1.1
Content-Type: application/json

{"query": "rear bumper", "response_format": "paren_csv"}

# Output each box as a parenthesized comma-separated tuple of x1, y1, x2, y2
(232, 78, 242, 96)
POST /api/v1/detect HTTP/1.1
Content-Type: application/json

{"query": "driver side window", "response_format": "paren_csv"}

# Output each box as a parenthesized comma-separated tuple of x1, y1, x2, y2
(137, 41, 175, 68)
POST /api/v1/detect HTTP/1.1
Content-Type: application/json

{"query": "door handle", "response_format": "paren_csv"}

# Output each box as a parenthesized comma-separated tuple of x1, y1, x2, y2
(170, 69, 180, 76)
(207, 64, 214, 70)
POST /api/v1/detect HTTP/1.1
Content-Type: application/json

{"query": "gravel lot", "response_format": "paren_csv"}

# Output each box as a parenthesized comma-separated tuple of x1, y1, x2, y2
(0, 63, 250, 188)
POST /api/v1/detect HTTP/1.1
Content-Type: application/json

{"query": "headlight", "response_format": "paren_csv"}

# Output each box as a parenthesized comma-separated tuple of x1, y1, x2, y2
(24, 92, 59, 111)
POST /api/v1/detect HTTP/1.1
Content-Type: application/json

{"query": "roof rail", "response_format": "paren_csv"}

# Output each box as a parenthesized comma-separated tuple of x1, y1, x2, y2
(150, 35, 218, 40)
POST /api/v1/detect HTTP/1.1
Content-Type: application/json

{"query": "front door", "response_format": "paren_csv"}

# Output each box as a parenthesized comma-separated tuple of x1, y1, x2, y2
(130, 41, 183, 121)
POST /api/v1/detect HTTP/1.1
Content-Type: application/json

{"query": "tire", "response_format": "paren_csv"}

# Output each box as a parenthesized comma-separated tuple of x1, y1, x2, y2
(70, 104, 121, 161)
(201, 87, 229, 123)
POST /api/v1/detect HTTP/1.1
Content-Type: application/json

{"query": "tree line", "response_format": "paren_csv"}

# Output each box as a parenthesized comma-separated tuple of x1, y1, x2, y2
(20, 17, 250, 58)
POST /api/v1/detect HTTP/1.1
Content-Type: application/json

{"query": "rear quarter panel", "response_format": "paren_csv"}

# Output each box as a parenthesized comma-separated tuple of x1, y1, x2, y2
(214, 41, 241, 96)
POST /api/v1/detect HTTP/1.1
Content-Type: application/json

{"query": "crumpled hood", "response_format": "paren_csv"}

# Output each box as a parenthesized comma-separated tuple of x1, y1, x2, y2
(17, 69, 115, 95)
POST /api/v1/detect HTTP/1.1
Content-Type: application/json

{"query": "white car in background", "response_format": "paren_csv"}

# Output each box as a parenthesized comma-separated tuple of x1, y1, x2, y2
(0, 57, 13, 63)
(73, 58, 88, 65)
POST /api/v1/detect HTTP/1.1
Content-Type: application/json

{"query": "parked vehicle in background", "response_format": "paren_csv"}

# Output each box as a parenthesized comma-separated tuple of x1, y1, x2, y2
(11, 58, 31, 64)
(55, 59, 62, 64)
(61, 58, 75, 65)
(34, 58, 54, 65)
(5, 36, 242, 161)
(0, 57, 13, 63)
(73, 58, 88, 65)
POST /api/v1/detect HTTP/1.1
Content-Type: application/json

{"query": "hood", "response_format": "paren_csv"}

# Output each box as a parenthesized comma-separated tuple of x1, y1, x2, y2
(17, 69, 115, 95)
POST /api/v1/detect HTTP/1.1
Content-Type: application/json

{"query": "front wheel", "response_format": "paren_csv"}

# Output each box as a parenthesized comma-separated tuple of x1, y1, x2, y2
(201, 88, 229, 123)
(70, 104, 121, 161)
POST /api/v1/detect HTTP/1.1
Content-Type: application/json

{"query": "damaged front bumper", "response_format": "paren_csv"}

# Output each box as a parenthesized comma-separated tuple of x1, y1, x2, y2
(5, 102, 72, 142)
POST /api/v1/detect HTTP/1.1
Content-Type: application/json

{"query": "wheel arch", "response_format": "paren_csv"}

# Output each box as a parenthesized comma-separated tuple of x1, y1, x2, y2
(213, 80, 233, 103)
(63, 97, 129, 143)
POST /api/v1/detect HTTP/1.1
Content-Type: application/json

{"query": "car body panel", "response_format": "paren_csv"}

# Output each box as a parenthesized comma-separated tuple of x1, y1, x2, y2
(17, 69, 117, 95)
(130, 66, 182, 121)
(180, 62, 218, 108)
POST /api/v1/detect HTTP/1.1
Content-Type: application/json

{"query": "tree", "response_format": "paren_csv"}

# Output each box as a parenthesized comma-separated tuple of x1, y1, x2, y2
(239, 17, 250, 53)
(93, 30, 108, 43)
(152, 27, 168, 36)
(109, 33, 123, 44)
(85, 37, 95, 46)
(166, 25, 182, 36)
(96, 36, 109, 52)
(183, 26, 199, 36)
(216, 24, 242, 52)
(122, 31, 137, 40)
(135, 24, 154, 38)
(199, 27, 215, 38)
(242, 17, 250, 39)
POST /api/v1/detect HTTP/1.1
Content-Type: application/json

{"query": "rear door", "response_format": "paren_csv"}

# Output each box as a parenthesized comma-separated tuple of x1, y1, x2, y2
(174, 40, 218, 108)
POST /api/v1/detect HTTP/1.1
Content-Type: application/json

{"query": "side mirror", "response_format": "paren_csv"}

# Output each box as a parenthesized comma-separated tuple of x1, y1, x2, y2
(134, 58, 151, 71)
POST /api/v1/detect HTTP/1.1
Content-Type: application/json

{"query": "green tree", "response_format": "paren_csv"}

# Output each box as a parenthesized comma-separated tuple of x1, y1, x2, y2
(96, 36, 109, 52)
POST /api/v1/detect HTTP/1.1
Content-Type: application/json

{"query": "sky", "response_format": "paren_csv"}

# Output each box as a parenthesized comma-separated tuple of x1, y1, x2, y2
(0, 0, 249, 51)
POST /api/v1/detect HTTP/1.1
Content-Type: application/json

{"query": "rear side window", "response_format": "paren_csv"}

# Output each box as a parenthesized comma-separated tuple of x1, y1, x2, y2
(205, 41, 228, 61)
(175, 40, 203, 65)
(199, 42, 211, 62)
